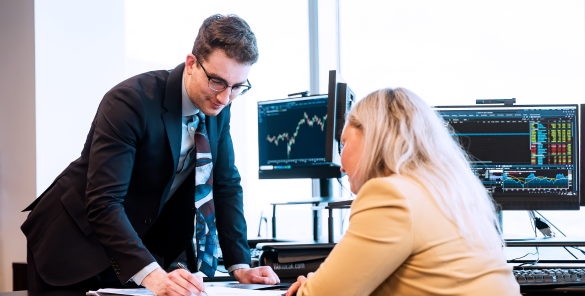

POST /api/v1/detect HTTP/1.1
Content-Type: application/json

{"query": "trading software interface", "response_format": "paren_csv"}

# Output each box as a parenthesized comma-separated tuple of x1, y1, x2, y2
(258, 95, 329, 172)
(435, 105, 578, 202)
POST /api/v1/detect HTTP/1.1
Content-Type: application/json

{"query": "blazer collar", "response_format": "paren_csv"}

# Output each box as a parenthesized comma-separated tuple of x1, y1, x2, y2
(162, 63, 185, 174)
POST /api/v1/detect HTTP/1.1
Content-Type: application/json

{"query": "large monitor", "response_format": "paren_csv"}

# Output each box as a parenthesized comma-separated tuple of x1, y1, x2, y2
(434, 104, 579, 210)
(258, 71, 355, 179)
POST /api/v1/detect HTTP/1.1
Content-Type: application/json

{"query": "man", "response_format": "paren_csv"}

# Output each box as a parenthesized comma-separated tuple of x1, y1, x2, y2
(21, 14, 278, 295)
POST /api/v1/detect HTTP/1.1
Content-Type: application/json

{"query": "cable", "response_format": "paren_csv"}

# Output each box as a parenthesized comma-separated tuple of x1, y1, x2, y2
(509, 211, 540, 268)
(511, 248, 539, 261)
(336, 177, 355, 199)
(527, 211, 537, 237)
(517, 248, 540, 268)
(563, 247, 579, 259)
(512, 247, 540, 269)
(336, 177, 355, 234)
(571, 247, 585, 256)
(508, 211, 541, 267)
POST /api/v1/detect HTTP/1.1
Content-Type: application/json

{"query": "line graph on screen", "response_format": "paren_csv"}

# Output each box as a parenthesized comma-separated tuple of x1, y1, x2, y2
(267, 112, 327, 159)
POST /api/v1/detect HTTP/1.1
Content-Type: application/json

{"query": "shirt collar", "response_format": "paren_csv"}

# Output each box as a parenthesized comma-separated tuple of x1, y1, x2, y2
(181, 72, 200, 117)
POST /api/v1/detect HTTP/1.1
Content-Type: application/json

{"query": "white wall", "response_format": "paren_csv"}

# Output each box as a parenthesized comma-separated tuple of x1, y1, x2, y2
(339, 0, 585, 104)
(0, 0, 36, 291)
(339, 0, 585, 260)
(35, 0, 126, 194)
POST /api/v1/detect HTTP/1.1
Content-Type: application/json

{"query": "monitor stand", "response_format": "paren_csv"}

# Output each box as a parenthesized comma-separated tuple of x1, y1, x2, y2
(313, 178, 333, 241)
(270, 178, 342, 241)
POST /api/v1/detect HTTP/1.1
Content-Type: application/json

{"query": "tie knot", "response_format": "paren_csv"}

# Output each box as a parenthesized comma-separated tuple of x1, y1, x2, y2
(195, 112, 206, 133)
(196, 111, 205, 122)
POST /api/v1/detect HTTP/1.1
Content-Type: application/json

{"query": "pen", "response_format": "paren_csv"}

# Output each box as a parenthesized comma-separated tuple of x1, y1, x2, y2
(177, 262, 208, 296)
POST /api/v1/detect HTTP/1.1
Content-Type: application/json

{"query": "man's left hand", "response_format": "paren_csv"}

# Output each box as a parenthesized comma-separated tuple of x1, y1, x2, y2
(233, 266, 280, 285)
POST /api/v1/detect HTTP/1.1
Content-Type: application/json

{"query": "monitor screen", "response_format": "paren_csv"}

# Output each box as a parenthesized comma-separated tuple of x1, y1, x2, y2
(258, 95, 342, 179)
(434, 104, 579, 210)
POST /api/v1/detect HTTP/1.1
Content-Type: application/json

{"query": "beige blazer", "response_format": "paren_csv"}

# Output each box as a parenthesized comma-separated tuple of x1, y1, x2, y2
(297, 176, 520, 296)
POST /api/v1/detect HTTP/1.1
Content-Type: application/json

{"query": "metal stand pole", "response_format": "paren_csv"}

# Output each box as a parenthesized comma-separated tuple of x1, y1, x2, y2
(272, 204, 277, 238)
(312, 178, 333, 241)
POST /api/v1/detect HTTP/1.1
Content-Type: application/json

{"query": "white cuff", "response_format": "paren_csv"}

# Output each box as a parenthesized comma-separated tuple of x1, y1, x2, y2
(131, 262, 161, 286)
(227, 263, 250, 274)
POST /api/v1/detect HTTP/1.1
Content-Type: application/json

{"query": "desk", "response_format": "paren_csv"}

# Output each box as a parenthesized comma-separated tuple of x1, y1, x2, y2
(4, 285, 585, 295)
(506, 237, 585, 247)
(0, 282, 291, 296)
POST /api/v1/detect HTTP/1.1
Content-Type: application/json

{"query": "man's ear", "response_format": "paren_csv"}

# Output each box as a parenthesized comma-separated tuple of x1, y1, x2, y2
(185, 54, 196, 75)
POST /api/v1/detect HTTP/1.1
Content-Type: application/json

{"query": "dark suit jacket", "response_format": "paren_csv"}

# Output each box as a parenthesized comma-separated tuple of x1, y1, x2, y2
(21, 63, 250, 286)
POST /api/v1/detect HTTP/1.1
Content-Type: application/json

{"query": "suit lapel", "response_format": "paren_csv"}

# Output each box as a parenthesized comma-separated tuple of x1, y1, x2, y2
(161, 63, 185, 212)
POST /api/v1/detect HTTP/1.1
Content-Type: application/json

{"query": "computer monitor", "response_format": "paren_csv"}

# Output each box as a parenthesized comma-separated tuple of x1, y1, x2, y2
(258, 71, 355, 179)
(433, 104, 579, 210)
(326, 70, 356, 162)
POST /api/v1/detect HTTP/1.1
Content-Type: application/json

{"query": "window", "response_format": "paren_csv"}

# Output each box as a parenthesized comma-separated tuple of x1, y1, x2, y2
(339, 0, 585, 259)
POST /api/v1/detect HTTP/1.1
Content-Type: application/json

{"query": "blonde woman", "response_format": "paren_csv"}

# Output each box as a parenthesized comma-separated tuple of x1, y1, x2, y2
(286, 88, 520, 296)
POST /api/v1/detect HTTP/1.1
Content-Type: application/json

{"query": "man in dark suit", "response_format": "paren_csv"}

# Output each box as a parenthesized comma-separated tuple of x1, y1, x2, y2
(21, 14, 278, 295)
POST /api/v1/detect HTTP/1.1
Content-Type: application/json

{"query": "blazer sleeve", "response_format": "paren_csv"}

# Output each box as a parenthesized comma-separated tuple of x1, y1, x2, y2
(212, 106, 251, 267)
(297, 178, 414, 296)
(85, 86, 156, 283)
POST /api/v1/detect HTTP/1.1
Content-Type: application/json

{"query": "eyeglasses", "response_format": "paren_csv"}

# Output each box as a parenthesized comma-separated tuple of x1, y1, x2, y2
(195, 57, 252, 97)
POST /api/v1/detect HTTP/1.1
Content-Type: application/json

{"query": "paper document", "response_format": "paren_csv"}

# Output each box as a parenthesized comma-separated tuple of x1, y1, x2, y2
(87, 287, 285, 296)
(86, 289, 153, 296)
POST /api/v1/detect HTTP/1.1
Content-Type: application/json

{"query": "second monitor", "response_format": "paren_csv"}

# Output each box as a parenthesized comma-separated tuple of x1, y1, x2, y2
(258, 95, 341, 179)
(258, 70, 354, 180)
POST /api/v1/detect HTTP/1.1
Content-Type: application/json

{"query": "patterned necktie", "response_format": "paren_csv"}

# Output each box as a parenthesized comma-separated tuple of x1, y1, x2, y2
(192, 112, 219, 278)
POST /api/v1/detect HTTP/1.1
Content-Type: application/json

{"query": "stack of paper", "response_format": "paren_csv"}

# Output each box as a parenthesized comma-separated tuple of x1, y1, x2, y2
(87, 287, 286, 296)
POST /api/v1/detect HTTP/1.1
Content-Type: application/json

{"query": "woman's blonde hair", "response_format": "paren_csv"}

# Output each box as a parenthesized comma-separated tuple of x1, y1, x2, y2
(346, 88, 502, 250)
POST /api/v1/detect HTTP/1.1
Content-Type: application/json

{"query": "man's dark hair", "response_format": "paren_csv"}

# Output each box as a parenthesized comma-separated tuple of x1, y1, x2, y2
(193, 14, 259, 65)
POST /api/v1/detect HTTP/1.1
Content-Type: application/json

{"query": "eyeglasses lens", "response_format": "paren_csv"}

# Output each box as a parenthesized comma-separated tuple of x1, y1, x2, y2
(208, 79, 227, 92)
(208, 79, 249, 96)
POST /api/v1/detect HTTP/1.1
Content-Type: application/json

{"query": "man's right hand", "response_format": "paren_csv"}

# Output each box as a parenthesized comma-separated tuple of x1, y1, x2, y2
(142, 268, 205, 296)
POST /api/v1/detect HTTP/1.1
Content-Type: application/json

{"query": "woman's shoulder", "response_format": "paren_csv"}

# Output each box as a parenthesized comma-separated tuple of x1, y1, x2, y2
(362, 175, 426, 196)
(352, 176, 423, 211)
(354, 176, 430, 209)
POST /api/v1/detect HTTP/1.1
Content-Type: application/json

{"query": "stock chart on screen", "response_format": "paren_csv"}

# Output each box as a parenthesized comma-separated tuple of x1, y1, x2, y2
(434, 105, 579, 209)
(258, 95, 329, 171)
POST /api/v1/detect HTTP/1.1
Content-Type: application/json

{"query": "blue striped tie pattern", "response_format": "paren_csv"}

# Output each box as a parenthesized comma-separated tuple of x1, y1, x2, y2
(192, 112, 219, 278)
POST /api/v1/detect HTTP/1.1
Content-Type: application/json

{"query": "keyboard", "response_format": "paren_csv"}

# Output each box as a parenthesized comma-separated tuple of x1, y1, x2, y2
(513, 265, 585, 286)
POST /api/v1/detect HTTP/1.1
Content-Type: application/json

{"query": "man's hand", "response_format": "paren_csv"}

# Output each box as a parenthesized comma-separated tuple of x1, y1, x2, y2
(233, 266, 280, 285)
(142, 268, 205, 296)
(286, 272, 314, 296)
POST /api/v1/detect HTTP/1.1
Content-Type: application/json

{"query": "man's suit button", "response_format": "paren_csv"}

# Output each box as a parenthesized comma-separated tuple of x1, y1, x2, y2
(145, 218, 152, 225)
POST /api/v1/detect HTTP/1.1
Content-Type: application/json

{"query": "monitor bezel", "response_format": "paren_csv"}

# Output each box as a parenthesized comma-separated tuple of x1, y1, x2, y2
(325, 70, 343, 164)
